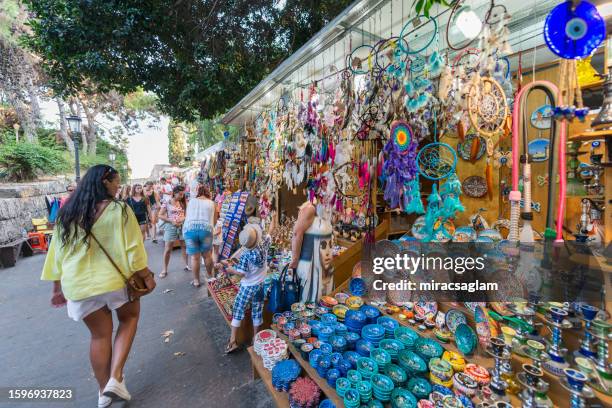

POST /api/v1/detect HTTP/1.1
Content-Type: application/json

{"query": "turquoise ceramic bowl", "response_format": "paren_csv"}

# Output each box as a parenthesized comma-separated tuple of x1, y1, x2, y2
(390, 387, 418, 408)
(455, 323, 477, 355)
(397, 350, 427, 376)
(406, 377, 432, 400)
(414, 337, 444, 362)
(394, 326, 421, 350)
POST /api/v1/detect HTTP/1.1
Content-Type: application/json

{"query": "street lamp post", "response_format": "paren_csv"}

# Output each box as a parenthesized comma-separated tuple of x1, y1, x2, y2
(66, 115, 82, 182)
(109, 152, 116, 168)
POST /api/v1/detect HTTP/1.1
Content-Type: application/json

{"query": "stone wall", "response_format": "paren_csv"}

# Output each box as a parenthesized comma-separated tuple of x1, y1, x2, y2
(0, 180, 67, 245)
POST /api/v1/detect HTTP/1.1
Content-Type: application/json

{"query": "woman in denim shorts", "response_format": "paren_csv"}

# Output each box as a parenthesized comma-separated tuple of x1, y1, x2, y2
(183, 184, 216, 287)
(158, 185, 189, 278)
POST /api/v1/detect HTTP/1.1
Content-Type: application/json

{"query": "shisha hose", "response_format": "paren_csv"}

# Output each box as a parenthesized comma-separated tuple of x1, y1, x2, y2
(510, 80, 566, 243)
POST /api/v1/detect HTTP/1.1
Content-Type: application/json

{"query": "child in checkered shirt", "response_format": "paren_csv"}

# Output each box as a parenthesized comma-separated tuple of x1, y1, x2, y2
(215, 224, 266, 354)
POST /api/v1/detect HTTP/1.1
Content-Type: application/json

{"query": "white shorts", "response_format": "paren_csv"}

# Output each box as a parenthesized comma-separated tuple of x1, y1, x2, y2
(67, 287, 129, 321)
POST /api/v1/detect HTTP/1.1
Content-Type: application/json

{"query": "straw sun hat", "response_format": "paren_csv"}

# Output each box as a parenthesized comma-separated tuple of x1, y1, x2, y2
(239, 225, 258, 249)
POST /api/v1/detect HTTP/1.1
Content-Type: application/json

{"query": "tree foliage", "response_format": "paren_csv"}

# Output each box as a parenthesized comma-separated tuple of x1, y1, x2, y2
(23, 0, 353, 122)
(0, 140, 69, 181)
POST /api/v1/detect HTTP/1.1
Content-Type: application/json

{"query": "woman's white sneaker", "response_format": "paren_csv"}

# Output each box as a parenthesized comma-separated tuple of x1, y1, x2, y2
(103, 377, 131, 401)
(98, 392, 112, 408)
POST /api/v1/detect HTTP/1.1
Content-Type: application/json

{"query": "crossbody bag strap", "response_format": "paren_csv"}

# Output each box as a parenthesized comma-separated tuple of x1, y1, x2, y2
(90, 233, 128, 284)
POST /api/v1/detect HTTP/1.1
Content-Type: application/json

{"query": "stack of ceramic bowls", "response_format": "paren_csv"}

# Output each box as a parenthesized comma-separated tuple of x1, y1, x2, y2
(377, 316, 400, 339)
(356, 357, 379, 380)
(319, 343, 333, 355)
(316, 354, 332, 378)
(384, 363, 408, 387)
(394, 327, 420, 351)
(362, 324, 386, 347)
(370, 348, 392, 372)
(345, 310, 367, 333)
(343, 351, 361, 368)
(346, 369, 362, 387)
(271, 359, 301, 391)
(330, 352, 343, 366)
(334, 322, 348, 336)
(330, 335, 348, 353)
(333, 304, 349, 322)
(397, 350, 427, 377)
(309, 349, 324, 367)
(259, 337, 289, 370)
(414, 338, 444, 363)
(335, 377, 351, 398)
(371, 373, 395, 402)
(254, 329, 277, 355)
(321, 313, 338, 327)
(406, 377, 432, 400)
(326, 368, 341, 388)
(344, 332, 360, 349)
(428, 358, 453, 387)
(379, 339, 405, 362)
(338, 358, 352, 376)
(390, 388, 417, 408)
(360, 305, 381, 324)
(357, 380, 373, 403)
(356, 339, 375, 357)
(318, 326, 334, 343)
(343, 389, 361, 408)
(309, 320, 323, 337)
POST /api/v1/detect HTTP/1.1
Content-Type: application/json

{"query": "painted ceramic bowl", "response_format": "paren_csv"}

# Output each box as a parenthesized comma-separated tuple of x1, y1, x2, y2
(378, 316, 401, 338)
(333, 304, 349, 320)
(433, 328, 452, 343)
(452, 372, 478, 396)
(361, 304, 382, 323)
(356, 357, 379, 379)
(445, 309, 467, 334)
(452, 226, 477, 242)
(321, 313, 338, 326)
(370, 348, 392, 371)
(379, 339, 405, 362)
(385, 363, 408, 386)
(346, 296, 364, 310)
(371, 373, 395, 392)
(441, 395, 463, 408)
(407, 377, 432, 400)
(391, 388, 418, 408)
(429, 358, 453, 382)
(330, 335, 347, 352)
(343, 351, 360, 368)
(362, 324, 386, 342)
(397, 350, 428, 376)
(346, 369, 362, 385)
(417, 399, 435, 408)
(321, 296, 338, 308)
(454, 323, 477, 356)
(395, 326, 421, 349)
(334, 292, 350, 305)
(464, 363, 490, 385)
(414, 337, 444, 361)
(349, 278, 367, 296)
(478, 228, 502, 241)
(356, 339, 376, 357)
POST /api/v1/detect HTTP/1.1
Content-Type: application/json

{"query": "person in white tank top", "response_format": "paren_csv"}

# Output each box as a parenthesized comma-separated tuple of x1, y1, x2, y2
(183, 185, 216, 287)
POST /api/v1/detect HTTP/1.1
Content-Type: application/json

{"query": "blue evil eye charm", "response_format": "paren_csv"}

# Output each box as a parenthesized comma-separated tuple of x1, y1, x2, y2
(565, 17, 588, 40)
(565, 106, 576, 120)
(575, 107, 589, 121)
(553, 107, 565, 119)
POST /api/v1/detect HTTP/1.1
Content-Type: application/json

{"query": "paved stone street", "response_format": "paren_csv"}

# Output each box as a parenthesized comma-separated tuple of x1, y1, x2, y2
(0, 239, 272, 408)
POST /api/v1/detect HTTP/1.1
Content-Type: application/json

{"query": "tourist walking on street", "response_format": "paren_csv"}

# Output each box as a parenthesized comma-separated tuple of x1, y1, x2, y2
(183, 184, 216, 287)
(144, 181, 160, 243)
(126, 184, 152, 241)
(158, 185, 189, 278)
(160, 177, 173, 204)
(120, 185, 132, 201)
(41, 164, 156, 407)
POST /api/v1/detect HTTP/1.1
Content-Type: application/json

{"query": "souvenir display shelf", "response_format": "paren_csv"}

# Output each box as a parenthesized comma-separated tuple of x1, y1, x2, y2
(332, 279, 612, 407)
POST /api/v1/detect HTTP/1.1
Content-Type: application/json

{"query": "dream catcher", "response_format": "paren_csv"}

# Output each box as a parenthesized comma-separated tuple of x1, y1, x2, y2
(466, 77, 508, 138)
(411, 111, 464, 242)
(445, 0, 489, 51)
(381, 120, 420, 213)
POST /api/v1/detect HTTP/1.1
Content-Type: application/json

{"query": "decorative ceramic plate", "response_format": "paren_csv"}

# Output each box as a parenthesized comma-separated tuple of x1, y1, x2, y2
(455, 323, 477, 355)
(463, 302, 485, 315)
(462, 176, 488, 198)
(415, 301, 438, 317)
(414, 337, 444, 360)
(452, 226, 477, 242)
(445, 309, 467, 334)
(457, 133, 486, 161)
(411, 216, 427, 240)
(474, 306, 491, 348)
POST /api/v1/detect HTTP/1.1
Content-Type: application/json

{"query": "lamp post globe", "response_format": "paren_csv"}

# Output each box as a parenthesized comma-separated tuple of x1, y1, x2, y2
(66, 115, 82, 181)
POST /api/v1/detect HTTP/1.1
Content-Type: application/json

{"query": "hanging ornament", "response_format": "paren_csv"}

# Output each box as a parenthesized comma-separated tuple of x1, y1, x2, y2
(467, 76, 508, 138)
(543, 0, 605, 60)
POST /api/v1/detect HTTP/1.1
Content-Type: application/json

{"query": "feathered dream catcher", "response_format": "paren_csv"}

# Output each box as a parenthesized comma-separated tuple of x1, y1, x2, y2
(381, 120, 420, 213)
(412, 111, 464, 242)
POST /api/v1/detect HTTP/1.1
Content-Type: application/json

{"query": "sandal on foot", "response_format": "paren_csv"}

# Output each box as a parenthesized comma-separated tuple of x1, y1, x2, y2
(191, 280, 201, 288)
(184, 266, 191, 272)
(225, 341, 240, 354)
(159, 271, 168, 279)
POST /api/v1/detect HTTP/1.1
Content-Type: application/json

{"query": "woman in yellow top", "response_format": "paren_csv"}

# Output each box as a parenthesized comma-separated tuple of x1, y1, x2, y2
(42, 164, 156, 408)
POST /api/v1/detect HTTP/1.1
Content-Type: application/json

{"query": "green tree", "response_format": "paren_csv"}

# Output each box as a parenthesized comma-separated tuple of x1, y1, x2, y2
(168, 120, 190, 166)
(23, 0, 353, 122)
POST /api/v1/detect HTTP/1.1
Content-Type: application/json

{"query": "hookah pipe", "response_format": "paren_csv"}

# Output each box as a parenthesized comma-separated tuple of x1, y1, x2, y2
(509, 81, 566, 243)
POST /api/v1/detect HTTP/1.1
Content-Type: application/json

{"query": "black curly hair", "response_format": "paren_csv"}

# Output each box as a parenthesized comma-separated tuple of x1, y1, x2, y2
(58, 164, 121, 245)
